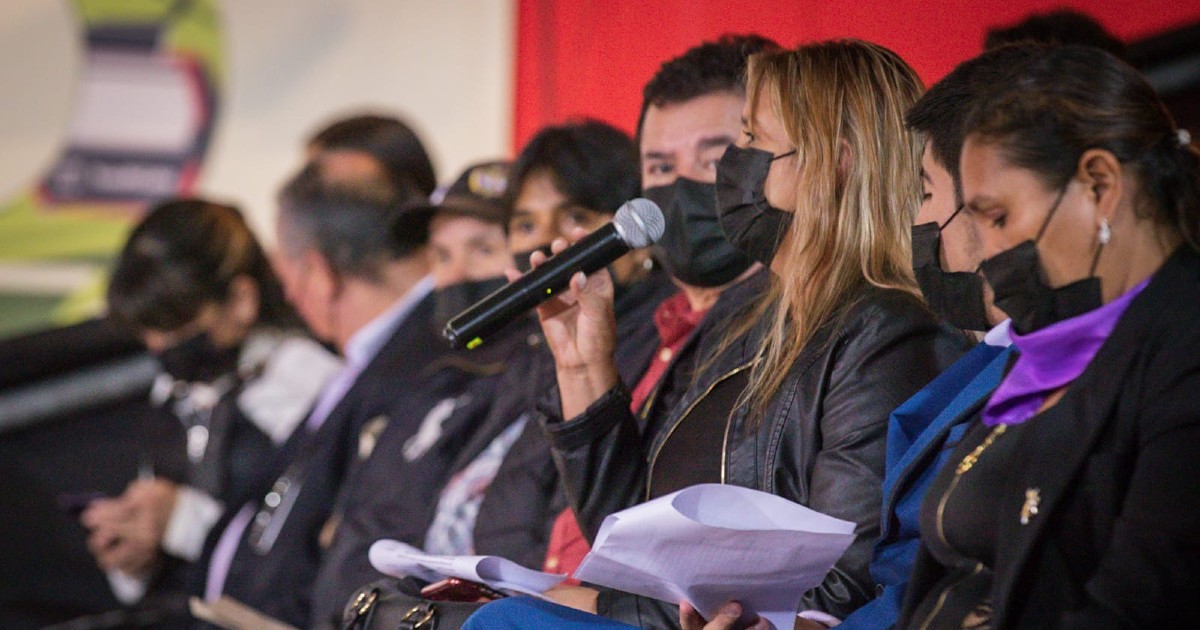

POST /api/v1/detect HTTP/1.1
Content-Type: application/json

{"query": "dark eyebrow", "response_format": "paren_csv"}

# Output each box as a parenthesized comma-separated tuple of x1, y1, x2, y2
(468, 234, 495, 247)
(512, 201, 579, 218)
(963, 195, 996, 214)
(642, 151, 673, 161)
(698, 135, 736, 151)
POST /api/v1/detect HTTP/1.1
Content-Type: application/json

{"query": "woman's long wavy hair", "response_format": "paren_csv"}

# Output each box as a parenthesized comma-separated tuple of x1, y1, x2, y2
(731, 40, 926, 424)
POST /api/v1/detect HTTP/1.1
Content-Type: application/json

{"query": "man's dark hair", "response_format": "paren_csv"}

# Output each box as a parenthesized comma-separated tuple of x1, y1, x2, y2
(277, 163, 421, 283)
(905, 43, 1045, 200)
(985, 10, 1126, 60)
(507, 119, 639, 216)
(307, 113, 438, 198)
(636, 34, 780, 137)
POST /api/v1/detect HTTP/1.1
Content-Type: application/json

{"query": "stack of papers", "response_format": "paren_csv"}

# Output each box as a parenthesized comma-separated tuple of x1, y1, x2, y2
(573, 483, 856, 629)
(368, 539, 566, 597)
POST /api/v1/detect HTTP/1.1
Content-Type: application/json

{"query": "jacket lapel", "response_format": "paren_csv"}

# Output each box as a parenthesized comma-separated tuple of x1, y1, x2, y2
(880, 343, 1010, 529)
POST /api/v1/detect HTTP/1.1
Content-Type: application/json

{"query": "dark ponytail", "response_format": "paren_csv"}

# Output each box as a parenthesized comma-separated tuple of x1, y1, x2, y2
(1138, 132, 1200, 250)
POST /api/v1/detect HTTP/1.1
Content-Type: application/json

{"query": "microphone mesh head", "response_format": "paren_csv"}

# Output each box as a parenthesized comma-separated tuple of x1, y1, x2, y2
(613, 198, 665, 248)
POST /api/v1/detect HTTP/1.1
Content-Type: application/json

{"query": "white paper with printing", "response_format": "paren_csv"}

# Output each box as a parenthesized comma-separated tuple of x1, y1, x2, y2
(368, 539, 566, 597)
(573, 483, 856, 630)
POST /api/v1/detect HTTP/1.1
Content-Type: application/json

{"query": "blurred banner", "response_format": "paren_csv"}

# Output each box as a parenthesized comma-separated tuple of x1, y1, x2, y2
(0, 0, 222, 339)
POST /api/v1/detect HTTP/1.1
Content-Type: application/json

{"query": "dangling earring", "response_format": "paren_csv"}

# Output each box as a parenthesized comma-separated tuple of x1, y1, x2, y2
(1098, 217, 1111, 245)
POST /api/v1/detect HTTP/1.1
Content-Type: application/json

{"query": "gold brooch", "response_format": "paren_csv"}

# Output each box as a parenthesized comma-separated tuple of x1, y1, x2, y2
(1020, 488, 1041, 525)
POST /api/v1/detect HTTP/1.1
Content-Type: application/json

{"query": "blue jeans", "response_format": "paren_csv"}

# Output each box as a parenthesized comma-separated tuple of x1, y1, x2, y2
(462, 597, 641, 629)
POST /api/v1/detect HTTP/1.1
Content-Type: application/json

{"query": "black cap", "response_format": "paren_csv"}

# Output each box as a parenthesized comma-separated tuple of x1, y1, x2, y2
(393, 160, 510, 245)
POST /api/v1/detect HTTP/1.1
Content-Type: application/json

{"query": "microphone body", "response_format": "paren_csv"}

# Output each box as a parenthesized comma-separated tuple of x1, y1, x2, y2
(444, 198, 664, 350)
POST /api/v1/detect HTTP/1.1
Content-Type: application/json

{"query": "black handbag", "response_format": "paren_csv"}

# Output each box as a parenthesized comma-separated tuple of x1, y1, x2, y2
(340, 577, 491, 630)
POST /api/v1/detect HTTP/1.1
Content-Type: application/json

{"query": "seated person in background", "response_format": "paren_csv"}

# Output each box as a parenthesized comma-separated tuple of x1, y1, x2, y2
(497, 118, 691, 578)
(470, 38, 966, 630)
(983, 8, 1126, 59)
(897, 45, 1200, 628)
(468, 120, 678, 572)
(307, 161, 544, 627)
(82, 199, 340, 608)
(196, 167, 447, 627)
(305, 111, 439, 200)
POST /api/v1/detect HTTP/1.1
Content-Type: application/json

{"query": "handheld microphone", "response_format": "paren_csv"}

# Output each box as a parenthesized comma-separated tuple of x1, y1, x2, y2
(444, 198, 665, 350)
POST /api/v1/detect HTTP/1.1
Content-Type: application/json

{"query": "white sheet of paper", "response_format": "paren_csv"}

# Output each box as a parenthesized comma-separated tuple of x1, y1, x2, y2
(368, 539, 567, 597)
(573, 483, 856, 630)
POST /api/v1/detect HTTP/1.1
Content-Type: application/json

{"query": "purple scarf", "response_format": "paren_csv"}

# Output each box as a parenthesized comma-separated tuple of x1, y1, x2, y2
(983, 277, 1151, 426)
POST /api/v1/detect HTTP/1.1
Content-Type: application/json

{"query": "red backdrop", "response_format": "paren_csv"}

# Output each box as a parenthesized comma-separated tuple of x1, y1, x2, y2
(513, 0, 1200, 151)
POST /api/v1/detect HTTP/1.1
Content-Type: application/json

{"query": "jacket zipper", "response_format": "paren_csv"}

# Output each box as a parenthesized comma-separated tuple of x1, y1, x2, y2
(918, 562, 983, 630)
(645, 361, 754, 499)
(936, 424, 1007, 550)
(919, 424, 1007, 630)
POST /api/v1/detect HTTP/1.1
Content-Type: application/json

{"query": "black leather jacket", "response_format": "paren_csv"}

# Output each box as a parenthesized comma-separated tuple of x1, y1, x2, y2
(539, 278, 968, 628)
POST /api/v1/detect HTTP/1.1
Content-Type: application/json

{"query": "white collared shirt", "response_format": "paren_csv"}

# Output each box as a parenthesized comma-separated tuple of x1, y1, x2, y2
(304, 275, 435, 432)
(983, 319, 1013, 348)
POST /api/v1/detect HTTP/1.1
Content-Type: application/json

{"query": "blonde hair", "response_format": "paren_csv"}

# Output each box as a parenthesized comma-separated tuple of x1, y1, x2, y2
(733, 40, 925, 423)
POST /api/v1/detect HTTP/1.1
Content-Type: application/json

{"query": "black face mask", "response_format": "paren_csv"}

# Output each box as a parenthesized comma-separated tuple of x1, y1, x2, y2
(978, 187, 1105, 334)
(715, 145, 797, 266)
(156, 331, 240, 383)
(511, 244, 554, 273)
(912, 205, 991, 332)
(644, 178, 754, 287)
(433, 276, 508, 334)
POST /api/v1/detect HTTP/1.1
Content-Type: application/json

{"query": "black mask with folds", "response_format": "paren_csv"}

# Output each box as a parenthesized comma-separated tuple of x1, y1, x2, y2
(977, 187, 1104, 334)
(644, 177, 754, 287)
(715, 144, 795, 266)
(156, 331, 241, 383)
(433, 276, 509, 334)
(979, 241, 1102, 334)
(911, 219, 991, 332)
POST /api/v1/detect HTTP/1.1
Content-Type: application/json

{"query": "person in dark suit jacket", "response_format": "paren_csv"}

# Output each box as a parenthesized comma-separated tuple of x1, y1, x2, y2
(195, 163, 450, 628)
(897, 45, 1200, 628)
(306, 161, 525, 627)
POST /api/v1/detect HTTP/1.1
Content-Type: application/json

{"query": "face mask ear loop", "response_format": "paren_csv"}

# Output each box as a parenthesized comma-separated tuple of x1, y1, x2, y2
(1034, 186, 1069, 243)
(327, 272, 344, 346)
(938, 204, 966, 231)
(770, 149, 797, 162)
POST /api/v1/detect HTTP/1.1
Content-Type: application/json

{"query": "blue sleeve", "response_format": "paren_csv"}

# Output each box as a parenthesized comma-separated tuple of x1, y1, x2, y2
(837, 582, 905, 630)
